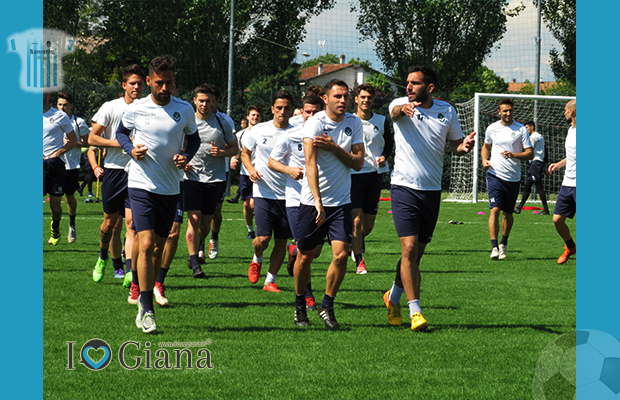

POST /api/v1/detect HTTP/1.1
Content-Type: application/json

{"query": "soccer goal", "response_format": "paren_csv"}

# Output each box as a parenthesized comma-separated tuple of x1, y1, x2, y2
(446, 93, 576, 203)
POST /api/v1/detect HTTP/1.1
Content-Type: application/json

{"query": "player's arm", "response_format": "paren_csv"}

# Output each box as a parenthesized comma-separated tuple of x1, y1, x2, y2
(88, 146, 105, 178)
(49, 130, 78, 159)
(377, 118, 394, 167)
(304, 137, 325, 226)
(174, 130, 201, 170)
(481, 142, 492, 170)
(241, 147, 261, 182)
(450, 132, 476, 156)
(312, 134, 365, 171)
(390, 102, 420, 121)
(268, 157, 304, 180)
(548, 158, 567, 174)
(501, 146, 533, 160)
(88, 122, 120, 148)
(210, 138, 238, 158)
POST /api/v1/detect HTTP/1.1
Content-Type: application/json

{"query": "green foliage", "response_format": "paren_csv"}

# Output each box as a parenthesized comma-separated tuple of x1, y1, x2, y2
(450, 65, 508, 101)
(365, 72, 393, 93)
(540, 0, 576, 85)
(355, 0, 524, 99)
(301, 53, 340, 69)
(347, 57, 373, 69)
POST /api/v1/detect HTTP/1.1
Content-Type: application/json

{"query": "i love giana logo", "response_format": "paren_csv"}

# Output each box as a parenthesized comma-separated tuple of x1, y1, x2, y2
(66, 339, 214, 371)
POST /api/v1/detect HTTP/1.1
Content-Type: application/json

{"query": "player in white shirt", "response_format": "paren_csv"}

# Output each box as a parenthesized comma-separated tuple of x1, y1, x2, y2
(184, 84, 238, 278)
(293, 79, 365, 329)
(384, 66, 475, 331)
(88, 64, 145, 286)
(548, 100, 576, 264)
(43, 93, 78, 246)
(514, 121, 550, 215)
(241, 91, 296, 292)
(116, 56, 200, 333)
(56, 92, 90, 244)
(350, 83, 394, 274)
(481, 98, 533, 260)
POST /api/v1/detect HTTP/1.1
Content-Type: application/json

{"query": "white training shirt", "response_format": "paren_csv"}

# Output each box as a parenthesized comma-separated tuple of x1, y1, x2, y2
(92, 97, 134, 169)
(270, 125, 306, 207)
(354, 113, 389, 174)
(184, 113, 235, 183)
(216, 110, 235, 173)
(484, 120, 532, 182)
(122, 95, 198, 195)
(236, 128, 254, 176)
(389, 97, 464, 191)
(529, 132, 545, 163)
(43, 107, 74, 159)
(289, 114, 305, 128)
(62, 115, 90, 170)
(244, 121, 293, 200)
(562, 126, 576, 187)
(300, 111, 364, 207)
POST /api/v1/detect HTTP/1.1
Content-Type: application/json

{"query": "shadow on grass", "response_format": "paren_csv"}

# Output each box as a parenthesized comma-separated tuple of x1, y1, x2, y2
(426, 323, 569, 334)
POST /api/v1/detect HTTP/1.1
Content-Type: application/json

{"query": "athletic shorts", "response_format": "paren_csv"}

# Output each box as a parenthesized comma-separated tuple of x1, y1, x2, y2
(254, 197, 291, 240)
(526, 160, 545, 183)
(43, 157, 65, 197)
(129, 188, 178, 238)
(287, 206, 301, 242)
(238, 174, 253, 201)
(63, 168, 80, 195)
(183, 180, 226, 216)
(390, 185, 441, 243)
(351, 172, 382, 215)
(173, 181, 184, 224)
(486, 173, 520, 214)
(296, 203, 352, 251)
(218, 172, 228, 203)
(101, 168, 129, 216)
(554, 185, 576, 219)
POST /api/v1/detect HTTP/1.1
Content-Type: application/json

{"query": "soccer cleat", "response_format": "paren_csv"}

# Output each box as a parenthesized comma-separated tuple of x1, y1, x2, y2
(92, 258, 107, 282)
(557, 244, 576, 264)
(295, 306, 309, 326)
(286, 241, 296, 277)
(142, 312, 157, 333)
(192, 265, 205, 279)
(226, 198, 239, 204)
(208, 239, 219, 260)
(128, 282, 139, 305)
(490, 247, 499, 260)
(356, 258, 368, 274)
(411, 312, 428, 331)
(246, 231, 256, 240)
(198, 250, 206, 264)
(498, 244, 507, 260)
(136, 295, 143, 328)
(248, 261, 261, 284)
(263, 283, 281, 292)
(154, 282, 169, 306)
(317, 305, 340, 329)
(383, 290, 402, 326)
(123, 270, 133, 289)
(539, 210, 550, 215)
(513, 207, 521, 214)
(88, 192, 95, 198)
(306, 296, 317, 312)
(68, 226, 76, 243)
(48, 221, 61, 245)
(114, 268, 125, 279)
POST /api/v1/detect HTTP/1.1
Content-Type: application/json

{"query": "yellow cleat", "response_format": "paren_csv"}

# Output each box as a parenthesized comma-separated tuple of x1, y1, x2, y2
(383, 290, 402, 326)
(411, 312, 428, 332)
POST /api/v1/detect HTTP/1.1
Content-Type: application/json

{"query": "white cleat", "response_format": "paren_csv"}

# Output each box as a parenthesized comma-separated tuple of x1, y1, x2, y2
(498, 244, 507, 260)
(142, 312, 157, 333)
(68, 226, 76, 243)
(208, 239, 219, 260)
(136, 295, 143, 328)
(490, 247, 499, 260)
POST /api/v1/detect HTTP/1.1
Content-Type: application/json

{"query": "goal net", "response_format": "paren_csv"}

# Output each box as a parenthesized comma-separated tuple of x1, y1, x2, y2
(447, 93, 576, 203)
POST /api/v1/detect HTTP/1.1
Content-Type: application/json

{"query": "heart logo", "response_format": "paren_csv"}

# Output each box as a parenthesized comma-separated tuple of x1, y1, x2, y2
(80, 339, 111, 370)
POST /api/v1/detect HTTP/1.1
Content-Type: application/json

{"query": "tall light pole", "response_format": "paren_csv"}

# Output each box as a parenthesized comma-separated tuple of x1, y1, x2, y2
(226, 0, 235, 116)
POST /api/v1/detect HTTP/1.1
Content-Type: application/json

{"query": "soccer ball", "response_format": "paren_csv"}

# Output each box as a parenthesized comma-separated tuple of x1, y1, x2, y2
(532, 329, 620, 400)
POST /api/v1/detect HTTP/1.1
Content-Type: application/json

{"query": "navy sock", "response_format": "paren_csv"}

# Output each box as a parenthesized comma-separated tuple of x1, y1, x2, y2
(491, 239, 499, 249)
(140, 290, 154, 314)
(354, 254, 363, 266)
(132, 269, 139, 286)
(199, 241, 205, 253)
(565, 239, 576, 250)
(500, 235, 508, 246)
(157, 267, 169, 284)
(69, 215, 76, 227)
(125, 258, 132, 274)
(189, 254, 200, 268)
(211, 230, 219, 241)
(112, 257, 123, 271)
(321, 294, 334, 309)
(295, 293, 306, 308)
(305, 281, 313, 298)
(99, 247, 108, 260)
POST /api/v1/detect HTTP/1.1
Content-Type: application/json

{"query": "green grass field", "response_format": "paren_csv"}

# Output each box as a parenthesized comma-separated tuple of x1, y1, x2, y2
(43, 193, 575, 400)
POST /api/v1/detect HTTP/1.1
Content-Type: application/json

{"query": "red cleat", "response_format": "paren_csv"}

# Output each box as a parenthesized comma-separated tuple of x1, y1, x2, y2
(248, 261, 262, 284)
(557, 244, 576, 264)
(263, 283, 281, 292)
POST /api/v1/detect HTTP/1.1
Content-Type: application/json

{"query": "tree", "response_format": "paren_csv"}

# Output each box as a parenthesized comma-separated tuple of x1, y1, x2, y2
(355, 0, 524, 99)
(301, 53, 340, 69)
(539, 0, 576, 86)
(450, 65, 508, 101)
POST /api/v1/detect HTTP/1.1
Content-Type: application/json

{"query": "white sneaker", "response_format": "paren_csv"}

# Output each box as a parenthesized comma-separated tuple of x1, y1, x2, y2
(136, 295, 143, 328)
(142, 312, 157, 333)
(198, 250, 206, 264)
(490, 247, 499, 259)
(68, 226, 76, 243)
(498, 244, 507, 260)
(208, 239, 219, 260)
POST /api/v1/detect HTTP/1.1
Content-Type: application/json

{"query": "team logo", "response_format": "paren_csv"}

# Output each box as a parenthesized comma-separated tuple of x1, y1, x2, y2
(79, 339, 112, 371)
(49, 117, 55, 123)
(373, 126, 379, 133)
(344, 127, 352, 136)
(46, 40, 52, 47)
(173, 112, 181, 122)
(438, 113, 446, 123)
(511, 131, 516, 138)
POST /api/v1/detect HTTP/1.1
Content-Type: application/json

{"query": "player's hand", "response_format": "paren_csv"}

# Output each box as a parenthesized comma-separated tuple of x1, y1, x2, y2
(548, 163, 558, 174)
(249, 170, 263, 183)
(288, 166, 304, 180)
(401, 102, 421, 118)
(230, 156, 238, 170)
(209, 141, 220, 157)
(173, 154, 187, 169)
(461, 132, 476, 153)
(482, 159, 491, 170)
(132, 144, 148, 160)
(315, 204, 326, 226)
(501, 150, 514, 159)
(184, 163, 194, 172)
(376, 156, 386, 168)
(313, 133, 339, 152)
(94, 165, 104, 179)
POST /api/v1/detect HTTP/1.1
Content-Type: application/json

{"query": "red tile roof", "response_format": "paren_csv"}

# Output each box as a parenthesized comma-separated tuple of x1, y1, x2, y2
(299, 64, 355, 81)
(507, 81, 556, 92)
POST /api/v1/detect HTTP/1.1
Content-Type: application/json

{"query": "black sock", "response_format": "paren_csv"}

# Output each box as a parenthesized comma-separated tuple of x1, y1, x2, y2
(125, 258, 132, 274)
(132, 269, 139, 286)
(211, 230, 219, 241)
(305, 281, 313, 298)
(157, 267, 169, 284)
(99, 247, 108, 260)
(295, 293, 306, 308)
(140, 291, 154, 314)
(491, 239, 499, 249)
(321, 294, 334, 309)
(69, 215, 76, 227)
(199, 242, 205, 253)
(565, 239, 576, 250)
(354, 254, 363, 266)
(189, 254, 200, 268)
(52, 218, 61, 231)
(500, 235, 508, 246)
(112, 257, 123, 271)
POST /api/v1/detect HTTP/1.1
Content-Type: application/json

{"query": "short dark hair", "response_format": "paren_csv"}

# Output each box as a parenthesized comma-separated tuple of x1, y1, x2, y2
(241, 117, 248, 124)
(302, 94, 324, 110)
(149, 55, 176, 76)
(355, 83, 376, 97)
(57, 91, 73, 104)
(524, 120, 535, 129)
(498, 98, 514, 108)
(407, 66, 437, 87)
(246, 105, 261, 116)
(305, 84, 325, 98)
(324, 79, 349, 93)
(194, 84, 220, 99)
(272, 90, 293, 106)
(123, 64, 145, 82)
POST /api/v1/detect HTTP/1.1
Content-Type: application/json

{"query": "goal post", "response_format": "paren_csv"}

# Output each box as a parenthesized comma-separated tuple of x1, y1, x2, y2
(447, 93, 576, 203)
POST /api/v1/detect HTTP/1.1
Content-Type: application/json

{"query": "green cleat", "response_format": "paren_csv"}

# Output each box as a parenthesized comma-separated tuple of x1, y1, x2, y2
(48, 221, 60, 246)
(92, 258, 107, 283)
(122, 270, 133, 288)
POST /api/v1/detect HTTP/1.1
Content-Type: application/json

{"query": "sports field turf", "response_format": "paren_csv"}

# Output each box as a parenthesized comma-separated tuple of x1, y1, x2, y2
(43, 193, 575, 400)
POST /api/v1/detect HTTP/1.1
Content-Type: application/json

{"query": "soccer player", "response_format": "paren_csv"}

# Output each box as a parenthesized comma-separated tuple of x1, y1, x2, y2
(184, 84, 237, 278)
(241, 91, 296, 292)
(56, 91, 91, 243)
(116, 55, 200, 333)
(548, 99, 576, 264)
(350, 83, 393, 274)
(383, 66, 475, 331)
(88, 64, 145, 283)
(514, 121, 550, 215)
(268, 93, 325, 310)
(481, 98, 533, 260)
(44, 93, 78, 245)
(292, 79, 365, 329)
